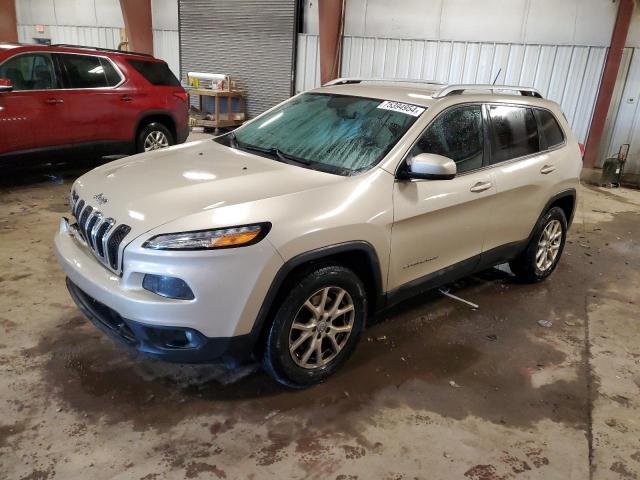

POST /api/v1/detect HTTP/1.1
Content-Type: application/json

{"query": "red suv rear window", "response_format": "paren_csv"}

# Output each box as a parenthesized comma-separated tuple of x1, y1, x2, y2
(127, 59, 180, 87)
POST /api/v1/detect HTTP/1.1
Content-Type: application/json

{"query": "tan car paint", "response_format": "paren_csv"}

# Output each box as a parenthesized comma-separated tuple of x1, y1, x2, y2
(55, 82, 581, 341)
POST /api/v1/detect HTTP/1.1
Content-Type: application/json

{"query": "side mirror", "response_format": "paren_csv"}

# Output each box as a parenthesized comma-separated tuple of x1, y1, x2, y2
(402, 153, 457, 180)
(0, 78, 13, 92)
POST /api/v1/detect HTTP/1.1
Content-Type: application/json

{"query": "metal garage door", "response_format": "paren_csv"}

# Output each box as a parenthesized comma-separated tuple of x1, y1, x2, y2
(179, 0, 297, 118)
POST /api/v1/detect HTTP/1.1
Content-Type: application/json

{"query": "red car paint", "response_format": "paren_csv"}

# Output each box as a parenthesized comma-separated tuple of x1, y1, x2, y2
(0, 43, 188, 165)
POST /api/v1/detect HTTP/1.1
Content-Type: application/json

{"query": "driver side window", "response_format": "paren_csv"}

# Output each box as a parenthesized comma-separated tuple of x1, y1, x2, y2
(0, 53, 58, 91)
(410, 105, 484, 174)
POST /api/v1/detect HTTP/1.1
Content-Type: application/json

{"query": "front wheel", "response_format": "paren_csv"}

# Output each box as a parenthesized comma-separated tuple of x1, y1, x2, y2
(262, 265, 367, 388)
(509, 206, 568, 283)
(136, 122, 174, 153)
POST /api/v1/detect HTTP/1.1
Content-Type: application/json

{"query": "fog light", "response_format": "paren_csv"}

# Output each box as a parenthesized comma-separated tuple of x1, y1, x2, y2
(144, 326, 203, 349)
(143, 274, 194, 300)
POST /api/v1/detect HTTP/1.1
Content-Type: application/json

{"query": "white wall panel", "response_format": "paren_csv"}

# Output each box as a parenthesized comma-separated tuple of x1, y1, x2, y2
(332, 0, 640, 48)
(605, 49, 640, 175)
(295, 34, 320, 94)
(296, 34, 607, 144)
(93, 0, 125, 27)
(21, 0, 57, 24)
(17, 0, 124, 29)
(153, 29, 180, 77)
(152, 0, 178, 31)
(53, 0, 98, 26)
(440, 0, 527, 43)
(524, 0, 577, 45)
(363, 0, 443, 40)
(18, 24, 122, 48)
(628, 11, 640, 48)
(574, 0, 617, 47)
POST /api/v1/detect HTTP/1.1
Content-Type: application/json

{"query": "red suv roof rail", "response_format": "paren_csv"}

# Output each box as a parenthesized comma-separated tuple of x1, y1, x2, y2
(51, 44, 155, 58)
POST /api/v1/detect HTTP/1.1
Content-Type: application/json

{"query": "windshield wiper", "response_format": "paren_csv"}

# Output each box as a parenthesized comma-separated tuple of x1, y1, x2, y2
(227, 131, 239, 149)
(239, 143, 313, 166)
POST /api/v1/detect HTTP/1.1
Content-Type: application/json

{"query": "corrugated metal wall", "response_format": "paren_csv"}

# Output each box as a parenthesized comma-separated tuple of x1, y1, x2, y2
(152, 30, 180, 77)
(17, 24, 122, 49)
(17, 24, 180, 78)
(602, 48, 640, 175)
(295, 34, 607, 145)
(179, 0, 297, 117)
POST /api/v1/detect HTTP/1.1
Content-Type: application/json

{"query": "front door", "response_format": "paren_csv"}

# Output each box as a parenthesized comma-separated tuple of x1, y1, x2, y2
(0, 52, 67, 156)
(389, 104, 495, 293)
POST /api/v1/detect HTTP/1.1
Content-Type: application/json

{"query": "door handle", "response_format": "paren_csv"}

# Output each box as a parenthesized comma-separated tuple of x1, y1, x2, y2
(121, 95, 133, 102)
(470, 181, 493, 193)
(45, 98, 63, 104)
(540, 164, 556, 174)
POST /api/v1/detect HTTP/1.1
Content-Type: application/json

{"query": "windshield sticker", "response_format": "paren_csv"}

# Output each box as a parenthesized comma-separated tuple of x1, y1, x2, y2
(377, 101, 425, 117)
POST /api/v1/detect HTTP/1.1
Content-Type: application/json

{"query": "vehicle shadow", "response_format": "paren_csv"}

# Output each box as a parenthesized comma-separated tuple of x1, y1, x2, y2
(0, 158, 110, 189)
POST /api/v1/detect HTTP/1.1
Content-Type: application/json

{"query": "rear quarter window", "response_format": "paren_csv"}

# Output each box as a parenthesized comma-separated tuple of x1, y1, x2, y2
(127, 59, 180, 86)
(534, 109, 565, 149)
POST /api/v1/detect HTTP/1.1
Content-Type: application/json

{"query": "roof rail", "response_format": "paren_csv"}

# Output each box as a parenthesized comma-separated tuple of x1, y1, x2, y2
(323, 77, 445, 87)
(434, 84, 543, 99)
(51, 44, 154, 58)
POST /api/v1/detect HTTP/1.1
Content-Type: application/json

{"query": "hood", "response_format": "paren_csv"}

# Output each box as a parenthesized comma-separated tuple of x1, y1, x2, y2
(72, 140, 343, 236)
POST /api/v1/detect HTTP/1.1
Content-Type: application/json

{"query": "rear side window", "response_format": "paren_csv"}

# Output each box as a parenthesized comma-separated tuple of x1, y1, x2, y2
(58, 54, 121, 88)
(0, 52, 58, 90)
(127, 59, 180, 86)
(410, 105, 484, 173)
(534, 109, 565, 149)
(489, 105, 540, 164)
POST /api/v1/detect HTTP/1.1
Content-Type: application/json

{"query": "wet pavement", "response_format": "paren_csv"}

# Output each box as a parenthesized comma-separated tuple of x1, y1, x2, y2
(1, 158, 639, 479)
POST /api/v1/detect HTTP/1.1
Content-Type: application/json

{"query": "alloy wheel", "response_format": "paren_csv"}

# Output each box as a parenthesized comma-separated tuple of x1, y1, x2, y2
(143, 131, 169, 151)
(536, 219, 562, 271)
(288, 286, 355, 369)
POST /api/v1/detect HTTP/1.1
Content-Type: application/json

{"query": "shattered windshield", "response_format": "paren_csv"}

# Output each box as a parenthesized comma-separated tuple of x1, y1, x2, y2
(220, 93, 424, 175)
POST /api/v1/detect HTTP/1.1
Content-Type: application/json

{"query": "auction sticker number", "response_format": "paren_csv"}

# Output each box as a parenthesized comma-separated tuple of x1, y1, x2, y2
(377, 101, 425, 117)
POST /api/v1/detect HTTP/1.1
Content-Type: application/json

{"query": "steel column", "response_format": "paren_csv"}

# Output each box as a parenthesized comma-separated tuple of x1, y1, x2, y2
(0, 0, 18, 43)
(583, 0, 635, 168)
(119, 0, 154, 55)
(318, 0, 344, 84)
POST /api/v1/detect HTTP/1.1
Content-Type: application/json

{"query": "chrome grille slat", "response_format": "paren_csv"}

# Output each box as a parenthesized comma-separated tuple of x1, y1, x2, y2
(89, 213, 104, 249)
(69, 194, 130, 275)
(84, 210, 99, 246)
(98, 219, 115, 258)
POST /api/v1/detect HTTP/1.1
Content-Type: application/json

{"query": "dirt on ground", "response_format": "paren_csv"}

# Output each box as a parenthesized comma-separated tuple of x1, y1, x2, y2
(0, 163, 639, 479)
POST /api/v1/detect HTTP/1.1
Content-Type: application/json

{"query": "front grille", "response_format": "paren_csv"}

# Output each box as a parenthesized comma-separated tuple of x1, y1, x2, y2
(70, 192, 131, 274)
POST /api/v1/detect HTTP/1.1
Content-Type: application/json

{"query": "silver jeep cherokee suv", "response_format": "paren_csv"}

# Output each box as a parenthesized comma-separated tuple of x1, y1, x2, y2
(55, 79, 582, 387)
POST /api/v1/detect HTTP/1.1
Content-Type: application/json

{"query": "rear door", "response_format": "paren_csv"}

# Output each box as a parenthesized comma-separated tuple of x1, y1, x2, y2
(0, 51, 67, 155)
(54, 53, 136, 150)
(482, 104, 561, 252)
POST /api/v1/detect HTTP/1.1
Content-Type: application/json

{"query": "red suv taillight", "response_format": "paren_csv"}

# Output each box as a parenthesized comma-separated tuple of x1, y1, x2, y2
(173, 92, 188, 102)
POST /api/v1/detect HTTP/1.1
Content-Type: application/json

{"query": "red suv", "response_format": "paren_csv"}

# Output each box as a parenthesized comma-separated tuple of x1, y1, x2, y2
(0, 43, 189, 166)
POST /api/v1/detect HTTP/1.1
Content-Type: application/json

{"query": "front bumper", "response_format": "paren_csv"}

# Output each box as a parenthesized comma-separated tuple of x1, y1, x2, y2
(66, 278, 252, 364)
(54, 217, 284, 363)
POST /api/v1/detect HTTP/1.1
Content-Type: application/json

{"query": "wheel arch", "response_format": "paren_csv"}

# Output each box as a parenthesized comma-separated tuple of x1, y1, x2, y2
(545, 188, 577, 227)
(249, 241, 385, 357)
(134, 110, 177, 145)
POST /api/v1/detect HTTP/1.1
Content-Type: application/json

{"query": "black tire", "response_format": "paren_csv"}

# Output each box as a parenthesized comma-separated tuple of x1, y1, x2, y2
(509, 206, 568, 283)
(136, 122, 174, 153)
(263, 265, 367, 388)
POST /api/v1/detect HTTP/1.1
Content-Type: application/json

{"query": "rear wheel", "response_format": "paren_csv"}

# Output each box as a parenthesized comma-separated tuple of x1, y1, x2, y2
(136, 122, 174, 153)
(262, 265, 367, 388)
(509, 206, 567, 283)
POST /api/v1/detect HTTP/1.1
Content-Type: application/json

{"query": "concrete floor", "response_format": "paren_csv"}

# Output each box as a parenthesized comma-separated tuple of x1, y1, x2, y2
(1, 152, 639, 479)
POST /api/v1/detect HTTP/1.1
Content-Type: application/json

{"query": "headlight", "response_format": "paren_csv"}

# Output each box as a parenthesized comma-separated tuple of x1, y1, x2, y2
(142, 223, 271, 250)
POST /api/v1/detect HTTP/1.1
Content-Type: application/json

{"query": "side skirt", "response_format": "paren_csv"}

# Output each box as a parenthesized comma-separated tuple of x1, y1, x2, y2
(384, 239, 528, 309)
